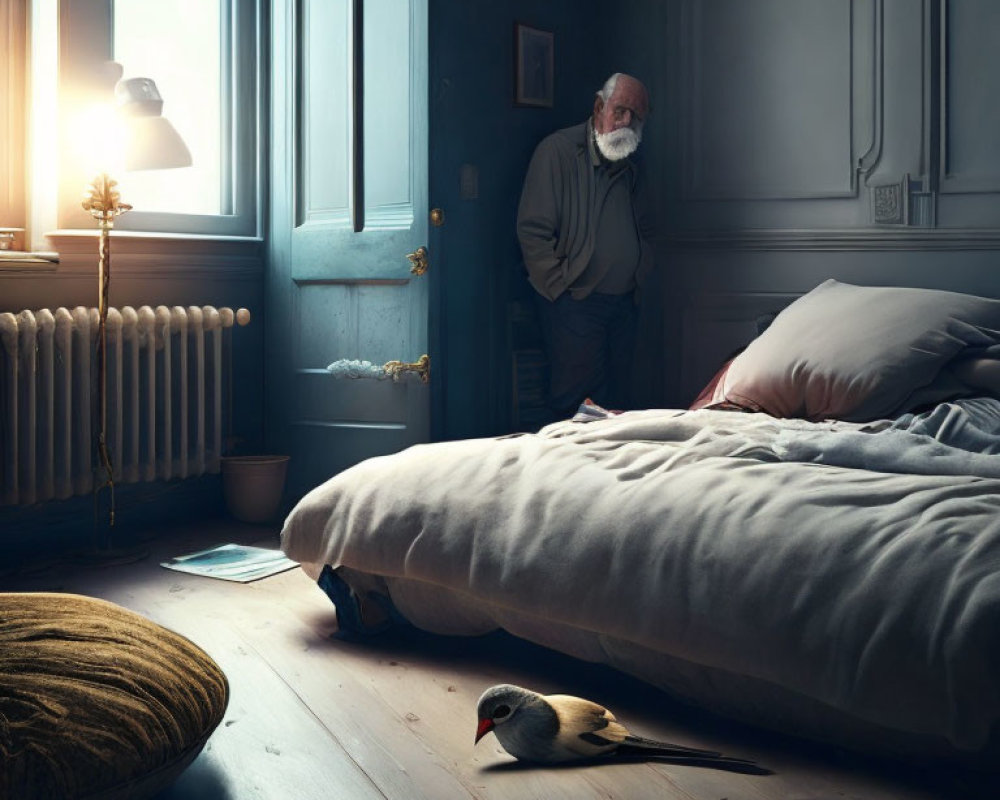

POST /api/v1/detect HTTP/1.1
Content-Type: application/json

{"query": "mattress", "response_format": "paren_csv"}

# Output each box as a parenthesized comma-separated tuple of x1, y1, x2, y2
(281, 398, 1000, 768)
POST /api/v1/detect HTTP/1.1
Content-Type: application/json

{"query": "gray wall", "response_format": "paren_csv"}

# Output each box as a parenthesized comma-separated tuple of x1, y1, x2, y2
(652, 0, 1000, 405)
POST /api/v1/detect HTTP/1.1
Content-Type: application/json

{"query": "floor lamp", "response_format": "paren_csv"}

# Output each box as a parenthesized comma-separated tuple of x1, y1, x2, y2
(80, 67, 191, 559)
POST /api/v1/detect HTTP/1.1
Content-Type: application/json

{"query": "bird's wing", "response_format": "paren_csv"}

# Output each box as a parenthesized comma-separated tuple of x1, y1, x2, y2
(545, 694, 629, 758)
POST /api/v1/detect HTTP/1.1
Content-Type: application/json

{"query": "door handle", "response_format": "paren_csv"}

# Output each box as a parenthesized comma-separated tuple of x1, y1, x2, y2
(406, 246, 429, 276)
(383, 354, 430, 383)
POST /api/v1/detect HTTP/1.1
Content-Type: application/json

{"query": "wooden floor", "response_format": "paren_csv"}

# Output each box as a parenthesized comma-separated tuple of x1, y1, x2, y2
(3, 517, 998, 800)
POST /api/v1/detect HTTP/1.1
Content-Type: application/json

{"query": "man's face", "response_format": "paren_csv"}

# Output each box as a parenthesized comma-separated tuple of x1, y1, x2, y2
(593, 77, 649, 137)
(593, 76, 649, 161)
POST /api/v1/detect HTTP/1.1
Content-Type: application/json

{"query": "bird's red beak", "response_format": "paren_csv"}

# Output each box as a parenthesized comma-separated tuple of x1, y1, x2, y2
(475, 718, 494, 744)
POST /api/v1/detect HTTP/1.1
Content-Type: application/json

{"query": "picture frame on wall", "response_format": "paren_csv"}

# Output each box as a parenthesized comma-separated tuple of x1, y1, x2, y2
(514, 23, 554, 107)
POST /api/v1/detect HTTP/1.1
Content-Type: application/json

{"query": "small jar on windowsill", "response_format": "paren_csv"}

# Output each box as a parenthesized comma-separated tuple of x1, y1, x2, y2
(0, 228, 22, 251)
(0, 228, 60, 268)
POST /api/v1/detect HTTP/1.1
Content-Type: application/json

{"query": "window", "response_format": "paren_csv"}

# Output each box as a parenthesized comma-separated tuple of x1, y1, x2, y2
(112, 0, 223, 217)
(41, 0, 261, 239)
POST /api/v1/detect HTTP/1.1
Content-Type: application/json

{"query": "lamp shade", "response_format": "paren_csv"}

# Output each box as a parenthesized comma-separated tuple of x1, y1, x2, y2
(115, 76, 192, 171)
(122, 115, 192, 171)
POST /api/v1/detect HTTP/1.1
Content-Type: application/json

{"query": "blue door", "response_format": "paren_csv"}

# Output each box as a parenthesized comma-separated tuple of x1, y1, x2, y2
(268, 0, 430, 498)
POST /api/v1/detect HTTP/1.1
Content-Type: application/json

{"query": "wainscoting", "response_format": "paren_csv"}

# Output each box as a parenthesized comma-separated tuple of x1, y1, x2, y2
(664, 230, 1000, 406)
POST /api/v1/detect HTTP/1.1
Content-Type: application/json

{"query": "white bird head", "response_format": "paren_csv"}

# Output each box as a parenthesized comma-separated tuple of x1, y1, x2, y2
(474, 684, 537, 744)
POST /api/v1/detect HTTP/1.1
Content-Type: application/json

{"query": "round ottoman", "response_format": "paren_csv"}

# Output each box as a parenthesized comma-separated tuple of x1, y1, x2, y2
(0, 592, 229, 799)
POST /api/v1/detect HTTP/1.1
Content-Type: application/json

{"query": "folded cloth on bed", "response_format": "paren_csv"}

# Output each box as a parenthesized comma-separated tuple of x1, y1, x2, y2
(570, 399, 621, 422)
(281, 400, 1000, 761)
(775, 397, 1000, 476)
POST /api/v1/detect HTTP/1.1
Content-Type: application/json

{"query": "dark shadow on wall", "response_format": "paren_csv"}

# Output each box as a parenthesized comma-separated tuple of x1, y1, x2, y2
(429, 0, 665, 441)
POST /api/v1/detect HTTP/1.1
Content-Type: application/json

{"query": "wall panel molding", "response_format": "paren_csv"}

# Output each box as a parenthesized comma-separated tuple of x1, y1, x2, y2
(665, 228, 1000, 252)
(682, 0, 876, 201)
(27, 232, 265, 278)
(856, 0, 884, 182)
(938, 0, 1000, 195)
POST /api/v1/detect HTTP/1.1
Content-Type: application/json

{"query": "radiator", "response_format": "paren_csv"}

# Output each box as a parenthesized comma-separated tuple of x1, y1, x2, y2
(0, 305, 239, 507)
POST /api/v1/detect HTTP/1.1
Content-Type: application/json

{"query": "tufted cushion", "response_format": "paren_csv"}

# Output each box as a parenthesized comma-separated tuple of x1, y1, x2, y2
(0, 592, 229, 800)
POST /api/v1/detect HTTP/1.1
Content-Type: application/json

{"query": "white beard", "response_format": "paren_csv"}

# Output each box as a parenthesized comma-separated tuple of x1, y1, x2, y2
(595, 125, 642, 161)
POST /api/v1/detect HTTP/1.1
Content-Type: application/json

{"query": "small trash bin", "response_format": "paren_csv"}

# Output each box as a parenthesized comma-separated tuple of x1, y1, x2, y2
(220, 455, 290, 524)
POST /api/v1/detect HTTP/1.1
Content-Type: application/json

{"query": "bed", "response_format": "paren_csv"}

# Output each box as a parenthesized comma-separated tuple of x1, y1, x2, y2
(280, 279, 1000, 769)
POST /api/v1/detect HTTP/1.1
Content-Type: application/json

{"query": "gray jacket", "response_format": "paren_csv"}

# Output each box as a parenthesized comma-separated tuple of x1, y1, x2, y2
(516, 120, 654, 302)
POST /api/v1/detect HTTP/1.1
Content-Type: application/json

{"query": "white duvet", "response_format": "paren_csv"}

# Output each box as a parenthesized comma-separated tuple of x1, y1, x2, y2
(281, 400, 1000, 766)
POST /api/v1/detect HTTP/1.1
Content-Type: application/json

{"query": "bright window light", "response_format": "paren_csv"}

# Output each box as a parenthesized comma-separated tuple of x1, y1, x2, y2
(112, 0, 222, 216)
(71, 102, 128, 178)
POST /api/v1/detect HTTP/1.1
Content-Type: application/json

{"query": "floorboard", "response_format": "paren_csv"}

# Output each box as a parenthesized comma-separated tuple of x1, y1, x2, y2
(3, 517, 998, 800)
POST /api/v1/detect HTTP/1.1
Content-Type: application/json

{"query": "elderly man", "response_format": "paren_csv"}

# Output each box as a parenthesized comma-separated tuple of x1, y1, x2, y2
(516, 72, 654, 419)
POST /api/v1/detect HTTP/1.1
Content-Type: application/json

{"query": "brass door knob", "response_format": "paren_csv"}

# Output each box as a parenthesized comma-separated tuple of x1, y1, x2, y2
(430, 208, 444, 226)
(383, 354, 430, 383)
(406, 246, 429, 276)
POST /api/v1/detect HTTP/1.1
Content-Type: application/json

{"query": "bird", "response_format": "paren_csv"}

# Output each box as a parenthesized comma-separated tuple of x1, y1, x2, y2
(474, 684, 772, 774)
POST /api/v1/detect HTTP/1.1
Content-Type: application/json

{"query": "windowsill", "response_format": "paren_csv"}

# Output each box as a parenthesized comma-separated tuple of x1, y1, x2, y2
(14, 230, 267, 279)
(0, 251, 60, 270)
(0, 233, 264, 278)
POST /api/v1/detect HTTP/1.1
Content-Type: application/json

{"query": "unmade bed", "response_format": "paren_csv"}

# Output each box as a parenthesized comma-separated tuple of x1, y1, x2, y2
(280, 279, 1000, 768)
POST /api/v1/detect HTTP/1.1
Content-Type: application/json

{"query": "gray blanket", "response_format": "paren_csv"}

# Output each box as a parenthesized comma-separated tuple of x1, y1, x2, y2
(775, 397, 1000, 476)
(281, 399, 1000, 760)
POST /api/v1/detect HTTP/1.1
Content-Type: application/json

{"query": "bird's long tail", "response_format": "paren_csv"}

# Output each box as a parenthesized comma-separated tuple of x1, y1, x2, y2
(618, 734, 721, 758)
(617, 736, 773, 775)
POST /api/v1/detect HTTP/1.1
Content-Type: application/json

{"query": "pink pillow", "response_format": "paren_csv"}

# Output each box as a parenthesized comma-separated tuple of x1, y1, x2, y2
(689, 359, 733, 410)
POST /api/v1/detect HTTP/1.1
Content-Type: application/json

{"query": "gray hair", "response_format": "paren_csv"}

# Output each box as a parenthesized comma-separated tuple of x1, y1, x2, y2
(596, 73, 621, 103)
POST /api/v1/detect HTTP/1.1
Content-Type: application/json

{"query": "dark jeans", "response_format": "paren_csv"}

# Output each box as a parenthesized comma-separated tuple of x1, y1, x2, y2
(534, 291, 638, 418)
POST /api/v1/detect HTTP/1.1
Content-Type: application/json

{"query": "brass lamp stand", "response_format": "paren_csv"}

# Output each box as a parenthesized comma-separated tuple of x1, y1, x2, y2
(73, 67, 190, 564)
(80, 173, 134, 559)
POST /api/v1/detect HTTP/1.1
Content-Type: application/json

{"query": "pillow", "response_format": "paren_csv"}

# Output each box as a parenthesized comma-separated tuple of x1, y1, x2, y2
(689, 314, 777, 411)
(0, 592, 229, 800)
(689, 358, 732, 410)
(721, 279, 1000, 421)
(951, 355, 1000, 397)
